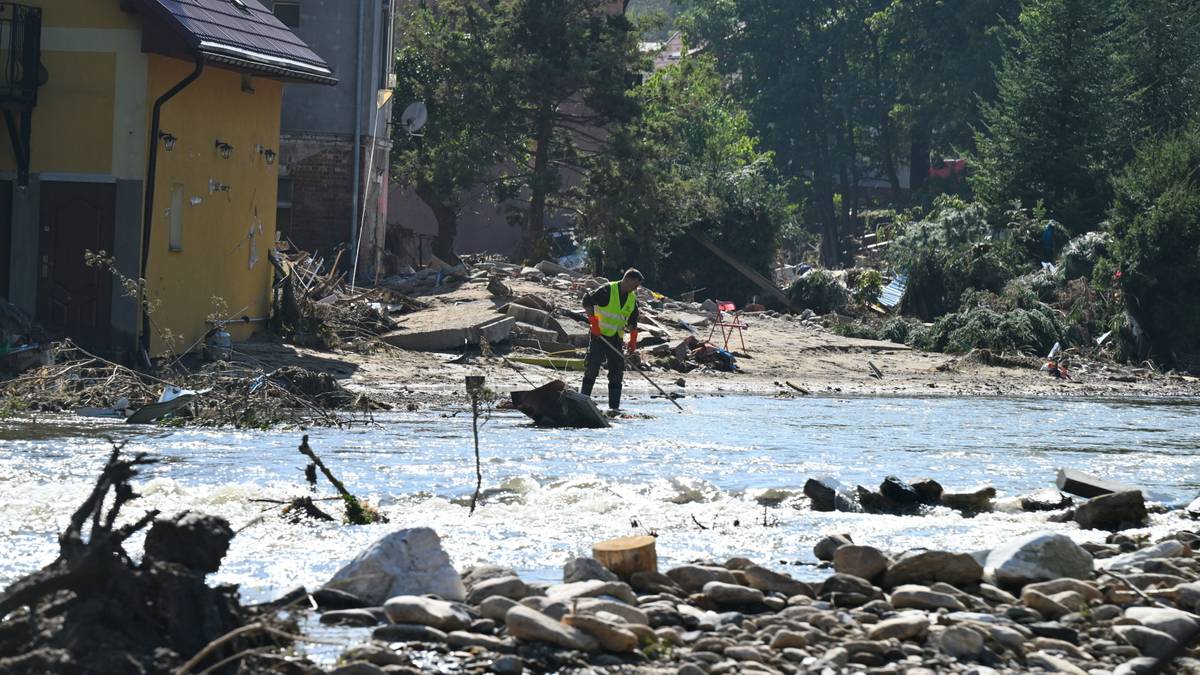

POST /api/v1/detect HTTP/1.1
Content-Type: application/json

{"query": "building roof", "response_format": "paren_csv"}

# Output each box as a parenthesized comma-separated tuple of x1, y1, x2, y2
(135, 0, 337, 85)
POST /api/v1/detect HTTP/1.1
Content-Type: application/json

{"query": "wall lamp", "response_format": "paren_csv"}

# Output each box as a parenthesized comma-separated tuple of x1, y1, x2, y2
(214, 140, 234, 159)
(256, 145, 277, 165)
(159, 131, 178, 152)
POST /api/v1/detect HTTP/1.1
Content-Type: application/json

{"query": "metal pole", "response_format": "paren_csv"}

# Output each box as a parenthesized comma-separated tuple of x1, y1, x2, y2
(596, 336, 684, 412)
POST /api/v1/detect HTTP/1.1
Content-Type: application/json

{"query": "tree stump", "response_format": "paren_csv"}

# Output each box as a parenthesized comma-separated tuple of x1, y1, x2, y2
(592, 535, 657, 578)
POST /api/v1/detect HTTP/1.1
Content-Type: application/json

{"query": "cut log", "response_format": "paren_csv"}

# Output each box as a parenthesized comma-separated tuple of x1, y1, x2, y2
(1056, 468, 1139, 499)
(593, 535, 657, 578)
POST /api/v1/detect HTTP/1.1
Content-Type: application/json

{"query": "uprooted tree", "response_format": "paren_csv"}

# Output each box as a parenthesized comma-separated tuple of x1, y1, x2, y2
(0, 445, 265, 675)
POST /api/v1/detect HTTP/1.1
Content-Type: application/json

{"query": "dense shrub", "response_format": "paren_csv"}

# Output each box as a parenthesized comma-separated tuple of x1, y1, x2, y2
(831, 321, 881, 340)
(1059, 231, 1110, 281)
(880, 317, 921, 345)
(913, 303, 1065, 355)
(787, 270, 848, 315)
(1108, 126, 1200, 371)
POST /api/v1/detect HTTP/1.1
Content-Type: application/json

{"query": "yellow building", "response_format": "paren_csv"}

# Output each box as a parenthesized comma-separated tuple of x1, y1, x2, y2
(0, 0, 334, 358)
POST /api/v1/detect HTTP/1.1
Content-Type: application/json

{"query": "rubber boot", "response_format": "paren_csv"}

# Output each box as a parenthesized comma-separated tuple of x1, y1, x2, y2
(608, 382, 622, 410)
(581, 374, 596, 397)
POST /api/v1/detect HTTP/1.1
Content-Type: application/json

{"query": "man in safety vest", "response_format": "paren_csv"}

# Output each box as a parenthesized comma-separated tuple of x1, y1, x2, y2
(581, 268, 643, 410)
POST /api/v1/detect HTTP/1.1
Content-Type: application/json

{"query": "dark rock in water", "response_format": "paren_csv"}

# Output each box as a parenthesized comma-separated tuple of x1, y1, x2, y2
(882, 550, 983, 589)
(143, 512, 234, 574)
(1022, 489, 1074, 512)
(880, 476, 921, 505)
(855, 486, 892, 514)
(910, 478, 944, 504)
(1074, 490, 1148, 531)
(804, 477, 860, 512)
(814, 533, 854, 561)
(312, 587, 371, 610)
(940, 487, 997, 515)
(1056, 467, 1139, 499)
(320, 609, 380, 627)
(511, 380, 609, 428)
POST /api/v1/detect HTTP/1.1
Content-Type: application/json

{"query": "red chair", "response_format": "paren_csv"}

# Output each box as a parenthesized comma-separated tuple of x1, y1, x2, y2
(707, 301, 748, 353)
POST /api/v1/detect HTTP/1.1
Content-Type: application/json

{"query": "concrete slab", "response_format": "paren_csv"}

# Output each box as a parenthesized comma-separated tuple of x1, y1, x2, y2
(511, 322, 558, 343)
(382, 303, 515, 351)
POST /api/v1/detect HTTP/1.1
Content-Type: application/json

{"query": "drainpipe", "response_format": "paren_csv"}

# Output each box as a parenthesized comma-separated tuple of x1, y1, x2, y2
(350, 0, 365, 279)
(140, 57, 205, 359)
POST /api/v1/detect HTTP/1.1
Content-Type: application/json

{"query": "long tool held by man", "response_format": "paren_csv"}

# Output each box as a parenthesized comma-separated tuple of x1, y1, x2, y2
(581, 268, 684, 413)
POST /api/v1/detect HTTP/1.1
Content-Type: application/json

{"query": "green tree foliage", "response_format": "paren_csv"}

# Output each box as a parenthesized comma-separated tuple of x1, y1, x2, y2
(490, 0, 648, 257)
(1113, 0, 1200, 146)
(391, 0, 511, 263)
(578, 56, 793, 301)
(627, 0, 684, 41)
(1109, 125, 1200, 372)
(972, 0, 1119, 231)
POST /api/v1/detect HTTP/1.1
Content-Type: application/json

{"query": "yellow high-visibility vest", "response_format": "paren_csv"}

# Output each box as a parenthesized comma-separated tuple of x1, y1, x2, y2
(596, 282, 636, 337)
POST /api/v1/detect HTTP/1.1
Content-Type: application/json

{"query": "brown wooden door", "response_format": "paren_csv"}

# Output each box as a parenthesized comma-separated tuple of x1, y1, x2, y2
(37, 181, 115, 349)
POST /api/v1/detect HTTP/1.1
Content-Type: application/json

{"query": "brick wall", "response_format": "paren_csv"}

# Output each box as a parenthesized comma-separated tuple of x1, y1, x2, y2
(280, 133, 355, 259)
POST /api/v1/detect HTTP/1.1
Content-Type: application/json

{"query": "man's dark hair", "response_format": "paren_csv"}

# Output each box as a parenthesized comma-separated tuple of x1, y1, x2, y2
(623, 268, 644, 282)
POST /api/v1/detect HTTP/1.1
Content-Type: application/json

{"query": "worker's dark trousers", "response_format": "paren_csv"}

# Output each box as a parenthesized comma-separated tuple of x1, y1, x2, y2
(581, 333, 624, 409)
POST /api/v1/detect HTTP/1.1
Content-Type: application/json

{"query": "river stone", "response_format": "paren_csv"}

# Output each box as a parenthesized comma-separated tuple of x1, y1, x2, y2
(880, 476, 921, 504)
(724, 646, 765, 662)
(984, 533, 1094, 587)
(331, 663, 388, 675)
(1114, 657, 1162, 675)
(630, 570, 686, 596)
(491, 655, 525, 675)
(446, 630, 510, 651)
(311, 587, 371, 610)
(769, 630, 808, 649)
(1113, 625, 1178, 658)
(1024, 578, 1103, 603)
(1021, 589, 1070, 619)
(383, 595, 471, 631)
(1098, 541, 1189, 571)
(868, 614, 929, 641)
(814, 533, 855, 561)
(940, 625, 984, 660)
(545, 579, 637, 605)
(666, 565, 737, 592)
(818, 573, 879, 599)
(805, 478, 860, 512)
(940, 487, 996, 514)
(890, 585, 967, 611)
(563, 557, 619, 584)
(341, 643, 408, 667)
(883, 550, 983, 589)
(462, 564, 519, 590)
(1021, 489, 1073, 512)
(1026, 651, 1089, 675)
(519, 596, 569, 620)
(832, 545, 889, 581)
(742, 565, 813, 597)
(573, 597, 649, 625)
(467, 576, 528, 605)
(480, 596, 518, 621)
(1028, 622, 1078, 643)
(911, 478, 944, 503)
(372, 623, 449, 643)
(326, 527, 465, 604)
(1175, 582, 1200, 613)
(563, 613, 638, 652)
(977, 582, 1017, 604)
(505, 605, 599, 652)
(1074, 490, 1148, 530)
(703, 581, 764, 606)
(1124, 606, 1200, 643)
(319, 609, 380, 627)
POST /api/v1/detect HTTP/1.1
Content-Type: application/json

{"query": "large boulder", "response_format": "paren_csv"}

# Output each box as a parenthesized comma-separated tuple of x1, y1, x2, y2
(879, 476, 921, 505)
(324, 527, 465, 604)
(1124, 607, 1200, 644)
(813, 533, 854, 562)
(834, 545, 889, 582)
(940, 487, 996, 515)
(1073, 490, 1148, 531)
(665, 564, 736, 592)
(984, 533, 1094, 588)
(742, 565, 813, 597)
(882, 550, 983, 589)
(563, 557, 619, 584)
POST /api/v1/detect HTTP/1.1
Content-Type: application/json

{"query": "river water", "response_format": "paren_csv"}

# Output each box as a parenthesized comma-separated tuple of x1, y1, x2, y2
(2, 395, 1198, 603)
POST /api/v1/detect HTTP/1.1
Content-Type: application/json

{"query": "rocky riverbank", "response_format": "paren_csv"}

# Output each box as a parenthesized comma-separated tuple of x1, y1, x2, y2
(290, 526, 1200, 675)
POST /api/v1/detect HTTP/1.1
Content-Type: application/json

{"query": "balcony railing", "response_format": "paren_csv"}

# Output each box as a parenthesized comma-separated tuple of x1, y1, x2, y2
(0, 2, 41, 108)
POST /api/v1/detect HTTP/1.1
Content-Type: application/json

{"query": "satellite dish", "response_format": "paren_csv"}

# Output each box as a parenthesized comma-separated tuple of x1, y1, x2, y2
(401, 101, 428, 135)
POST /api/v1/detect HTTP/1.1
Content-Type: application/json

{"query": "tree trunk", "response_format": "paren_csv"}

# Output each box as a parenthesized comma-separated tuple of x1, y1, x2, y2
(524, 102, 555, 260)
(909, 115, 931, 195)
(415, 182, 461, 265)
(593, 535, 657, 577)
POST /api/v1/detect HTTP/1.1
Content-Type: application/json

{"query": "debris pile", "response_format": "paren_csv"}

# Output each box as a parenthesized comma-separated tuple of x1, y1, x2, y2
(0, 342, 371, 428)
(272, 247, 427, 351)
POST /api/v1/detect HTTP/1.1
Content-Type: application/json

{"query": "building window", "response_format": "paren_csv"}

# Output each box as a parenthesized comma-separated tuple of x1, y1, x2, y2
(272, 1, 300, 28)
(169, 184, 184, 252)
(276, 177, 293, 241)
